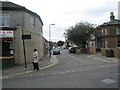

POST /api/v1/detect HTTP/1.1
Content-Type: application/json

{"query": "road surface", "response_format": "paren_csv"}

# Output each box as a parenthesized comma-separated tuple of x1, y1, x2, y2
(2, 49, 118, 88)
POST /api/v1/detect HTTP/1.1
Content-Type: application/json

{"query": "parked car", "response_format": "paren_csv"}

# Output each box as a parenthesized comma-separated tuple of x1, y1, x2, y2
(53, 48, 60, 55)
(61, 45, 66, 49)
(69, 47, 76, 53)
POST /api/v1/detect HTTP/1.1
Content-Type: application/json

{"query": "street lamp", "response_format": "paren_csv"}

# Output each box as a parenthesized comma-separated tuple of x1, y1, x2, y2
(49, 24, 55, 42)
(49, 24, 55, 57)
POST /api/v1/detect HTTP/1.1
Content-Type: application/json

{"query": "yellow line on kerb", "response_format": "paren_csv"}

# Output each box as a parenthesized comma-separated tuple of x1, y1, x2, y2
(0, 56, 59, 79)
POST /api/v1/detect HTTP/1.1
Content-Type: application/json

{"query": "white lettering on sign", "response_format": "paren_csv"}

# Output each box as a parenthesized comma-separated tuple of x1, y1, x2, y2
(0, 30, 14, 38)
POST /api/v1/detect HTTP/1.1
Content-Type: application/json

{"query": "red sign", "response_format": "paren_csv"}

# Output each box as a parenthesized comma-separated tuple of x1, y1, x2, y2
(0, 31, 14, 38)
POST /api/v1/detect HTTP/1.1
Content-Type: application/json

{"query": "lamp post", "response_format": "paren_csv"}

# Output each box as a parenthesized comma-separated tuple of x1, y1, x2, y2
(49, 24, 55, 42)
(49, 24, 55, 57)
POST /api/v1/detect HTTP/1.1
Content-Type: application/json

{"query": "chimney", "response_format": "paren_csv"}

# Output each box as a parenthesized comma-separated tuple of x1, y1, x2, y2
(110, 12, 115, 21)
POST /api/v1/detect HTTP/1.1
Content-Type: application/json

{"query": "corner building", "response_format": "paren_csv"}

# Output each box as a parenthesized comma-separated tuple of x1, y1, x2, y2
(0, 1, 44, 66)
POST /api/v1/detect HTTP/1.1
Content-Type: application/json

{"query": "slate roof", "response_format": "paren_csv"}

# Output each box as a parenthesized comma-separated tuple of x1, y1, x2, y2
(98, 19, 120, 28)
(103, 19, 120, 25)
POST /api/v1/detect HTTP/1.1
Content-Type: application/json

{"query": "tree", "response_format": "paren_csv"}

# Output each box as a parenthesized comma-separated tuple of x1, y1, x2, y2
(65, 21, 95, 48)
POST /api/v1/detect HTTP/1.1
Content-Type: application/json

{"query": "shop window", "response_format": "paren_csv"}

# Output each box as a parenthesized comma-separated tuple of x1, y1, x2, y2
(2, 40, 13, 57)
(116, 28, 120, 35)
(0, 12, 10, 27)
(30, 16, 35, 27)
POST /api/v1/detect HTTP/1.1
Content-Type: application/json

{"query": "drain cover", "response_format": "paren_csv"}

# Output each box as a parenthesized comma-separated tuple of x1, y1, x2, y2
(101, 79, 117, 84)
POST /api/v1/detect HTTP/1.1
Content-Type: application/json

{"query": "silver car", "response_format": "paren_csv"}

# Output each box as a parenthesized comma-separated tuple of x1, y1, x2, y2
(53, 48, 60, 55)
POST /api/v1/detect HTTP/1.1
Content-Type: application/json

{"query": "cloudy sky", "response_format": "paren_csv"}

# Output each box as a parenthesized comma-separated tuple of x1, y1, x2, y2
(3, 0, 119, 42)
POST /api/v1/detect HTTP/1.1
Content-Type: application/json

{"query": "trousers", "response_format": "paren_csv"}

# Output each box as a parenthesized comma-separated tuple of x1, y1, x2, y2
(33, 62, 39, 70)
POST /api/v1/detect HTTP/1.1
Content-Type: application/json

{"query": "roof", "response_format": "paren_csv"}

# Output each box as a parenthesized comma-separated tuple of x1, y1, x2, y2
(98, 19, 120, 28)
(0, 1, 43, 25)
(103, 19, 120, 25)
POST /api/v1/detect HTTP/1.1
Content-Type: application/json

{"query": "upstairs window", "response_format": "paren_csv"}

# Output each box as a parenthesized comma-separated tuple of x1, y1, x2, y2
(104, 29, 107, 35)
(101, 29, 107, 35)
(101, 29, 104, 35)
(30, 16, 35, 27)
(116, 28, 120, 35)
(98, 31, 101, 36)
(0, 12, 10, 27)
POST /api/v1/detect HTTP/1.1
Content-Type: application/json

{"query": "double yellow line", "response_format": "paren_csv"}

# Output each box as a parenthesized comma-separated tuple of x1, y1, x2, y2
(0, 56, 59, 79)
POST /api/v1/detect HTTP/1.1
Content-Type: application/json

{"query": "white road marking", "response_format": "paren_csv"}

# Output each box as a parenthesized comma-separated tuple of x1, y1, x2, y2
(53, 73, 57, 75)
(67, 71, 70, 73)
(59, 72, 65, 74)
(29, 75, 33, 76)
(101, 79, 117, 84)
(87, 55, 118, 63)
(40, 74, 44, 75)
(79, 69, 82, 71)
(87, 55, 94, 57)
(68, 54, 82, 62)
(71, 70, 75, 72)
(92, 58, 111, 62)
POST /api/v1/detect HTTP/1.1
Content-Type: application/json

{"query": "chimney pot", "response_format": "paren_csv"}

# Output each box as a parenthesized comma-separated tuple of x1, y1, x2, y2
(110, 12, 115, 20)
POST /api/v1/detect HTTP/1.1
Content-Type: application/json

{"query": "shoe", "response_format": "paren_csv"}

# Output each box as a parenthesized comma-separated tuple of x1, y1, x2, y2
(36, 69, 39, 71)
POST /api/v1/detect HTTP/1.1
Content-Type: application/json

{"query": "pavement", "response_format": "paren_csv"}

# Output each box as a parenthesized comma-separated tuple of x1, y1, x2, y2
(1, 52, 119, 79)
(87, 53, 119, 62)
(1, 54, 59, 79)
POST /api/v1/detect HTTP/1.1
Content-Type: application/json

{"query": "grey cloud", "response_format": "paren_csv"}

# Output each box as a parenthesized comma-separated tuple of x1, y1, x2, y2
(81, 1, 118, 17)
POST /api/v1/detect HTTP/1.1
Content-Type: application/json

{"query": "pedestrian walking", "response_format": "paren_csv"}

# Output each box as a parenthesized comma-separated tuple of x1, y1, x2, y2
(33, 49, 39, 71)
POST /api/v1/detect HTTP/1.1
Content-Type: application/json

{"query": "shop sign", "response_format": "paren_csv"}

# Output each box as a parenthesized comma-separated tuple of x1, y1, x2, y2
(0, 31, 14, 38)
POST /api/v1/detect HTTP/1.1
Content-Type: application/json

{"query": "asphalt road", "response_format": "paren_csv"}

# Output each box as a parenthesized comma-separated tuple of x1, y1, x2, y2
(2, 49, 118, 88)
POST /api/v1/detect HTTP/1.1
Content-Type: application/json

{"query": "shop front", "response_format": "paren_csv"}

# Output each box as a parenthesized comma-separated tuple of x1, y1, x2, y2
(0, 30, 14, 69)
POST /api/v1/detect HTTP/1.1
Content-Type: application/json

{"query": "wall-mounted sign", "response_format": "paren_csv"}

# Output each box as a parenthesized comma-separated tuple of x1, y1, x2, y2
(22, 34, 31, 39)
(0, 31, 14, 38)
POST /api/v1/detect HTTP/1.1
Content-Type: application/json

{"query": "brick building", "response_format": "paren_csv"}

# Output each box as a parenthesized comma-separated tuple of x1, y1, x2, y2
(96, 12, 120, 58)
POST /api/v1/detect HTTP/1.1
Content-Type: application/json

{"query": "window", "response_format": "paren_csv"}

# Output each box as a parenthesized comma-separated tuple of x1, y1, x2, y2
(98, 31, 101, 36)
(101, 29, 104, 35)
(92, 42, 94, 46)
(105, 41, 108, 48)
(30, 16, 35, 26)
(117, 40, 120, 48)
(98, 42, 101, 48)
(101, 29, 107, 35)
(104, 29, 107, 35)
(116, 28, 120, 35)
(0, 12, 9, 27)
(102, 41, 108, 48)
(102, 41, 104, 48)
